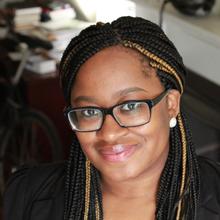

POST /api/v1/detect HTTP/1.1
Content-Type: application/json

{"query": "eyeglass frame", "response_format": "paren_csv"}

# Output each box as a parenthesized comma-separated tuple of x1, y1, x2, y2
(64, 89, 170, 132)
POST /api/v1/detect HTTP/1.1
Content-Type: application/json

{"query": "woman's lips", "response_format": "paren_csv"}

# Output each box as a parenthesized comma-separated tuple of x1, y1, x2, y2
(99, 144, 137, 162)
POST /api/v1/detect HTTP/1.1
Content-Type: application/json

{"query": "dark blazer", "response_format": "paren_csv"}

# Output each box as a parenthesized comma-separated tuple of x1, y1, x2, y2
(4, 157, 220, 220)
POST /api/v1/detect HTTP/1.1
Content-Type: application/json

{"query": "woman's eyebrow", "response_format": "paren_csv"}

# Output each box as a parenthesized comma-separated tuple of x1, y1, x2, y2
(72, 87, 148, 104)
(73, 96, 98, 104)
(114, 87, 148, 98)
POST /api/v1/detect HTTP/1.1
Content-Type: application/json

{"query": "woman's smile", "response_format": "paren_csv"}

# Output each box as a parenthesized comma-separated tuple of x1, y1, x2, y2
(98, 143, 140, 162)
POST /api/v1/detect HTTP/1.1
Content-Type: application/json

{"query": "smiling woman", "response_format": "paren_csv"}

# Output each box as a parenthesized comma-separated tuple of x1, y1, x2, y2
(4, 16, 220, 220)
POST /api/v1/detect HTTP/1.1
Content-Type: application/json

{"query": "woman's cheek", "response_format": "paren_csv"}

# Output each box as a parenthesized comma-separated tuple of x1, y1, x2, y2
(128, 109, 170, 148)
(76, 132, 96, 156)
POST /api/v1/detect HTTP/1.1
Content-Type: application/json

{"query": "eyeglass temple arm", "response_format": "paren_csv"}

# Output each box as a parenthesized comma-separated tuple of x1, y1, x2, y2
(151, 89, 170, 106)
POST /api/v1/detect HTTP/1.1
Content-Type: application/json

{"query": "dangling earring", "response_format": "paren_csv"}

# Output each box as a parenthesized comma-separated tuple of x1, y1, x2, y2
(169, 117, 177, 128)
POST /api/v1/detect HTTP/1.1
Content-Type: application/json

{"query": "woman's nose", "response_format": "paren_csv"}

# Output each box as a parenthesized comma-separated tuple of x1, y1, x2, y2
(96, 115, 127, 142)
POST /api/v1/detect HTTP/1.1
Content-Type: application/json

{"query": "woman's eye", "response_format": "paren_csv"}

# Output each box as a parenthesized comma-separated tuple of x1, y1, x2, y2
(81, 109, 99, 117)
(121, 102, 141, 111)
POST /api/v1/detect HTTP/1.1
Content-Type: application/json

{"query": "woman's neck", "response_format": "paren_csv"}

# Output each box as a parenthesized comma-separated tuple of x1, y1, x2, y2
(101, 162, 166, 220)
(102, 176, 156, 205)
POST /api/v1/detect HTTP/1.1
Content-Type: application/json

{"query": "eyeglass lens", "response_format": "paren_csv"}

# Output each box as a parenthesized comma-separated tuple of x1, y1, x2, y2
(67, 101, 151, 131)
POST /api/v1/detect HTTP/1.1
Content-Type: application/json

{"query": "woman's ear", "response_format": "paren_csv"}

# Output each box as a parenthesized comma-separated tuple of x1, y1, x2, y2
(166, 89, 181, 118)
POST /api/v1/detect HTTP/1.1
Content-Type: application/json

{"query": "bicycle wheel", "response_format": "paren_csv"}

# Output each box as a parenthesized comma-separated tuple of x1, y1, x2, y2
(0, 108, 64, 194)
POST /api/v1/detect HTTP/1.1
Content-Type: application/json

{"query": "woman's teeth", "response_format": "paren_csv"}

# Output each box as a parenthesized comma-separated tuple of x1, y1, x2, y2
(112, 144, 124, 153)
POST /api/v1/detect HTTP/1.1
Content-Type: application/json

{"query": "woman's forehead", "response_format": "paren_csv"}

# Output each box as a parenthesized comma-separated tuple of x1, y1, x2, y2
(75, 45, 155, 78)
(70, 45, 163, 105)
(73, 45, 158, 86)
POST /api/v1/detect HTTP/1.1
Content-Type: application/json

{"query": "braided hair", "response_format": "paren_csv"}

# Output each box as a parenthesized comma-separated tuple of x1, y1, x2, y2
(59, 16, 200, 220)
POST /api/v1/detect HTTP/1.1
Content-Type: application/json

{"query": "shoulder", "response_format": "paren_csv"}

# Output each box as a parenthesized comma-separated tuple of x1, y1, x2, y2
(198, 156, 220, 185)
(5, 161, 66, 197)
(196, 156, 220, 219)
(4, 161, 66, 220)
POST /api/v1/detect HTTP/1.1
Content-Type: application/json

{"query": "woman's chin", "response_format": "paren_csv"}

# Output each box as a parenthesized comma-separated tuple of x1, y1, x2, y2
(100, 165, 140, 183)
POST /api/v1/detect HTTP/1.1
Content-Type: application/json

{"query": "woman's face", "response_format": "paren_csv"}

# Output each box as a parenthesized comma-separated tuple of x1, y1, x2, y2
(70, 46, 180, 182)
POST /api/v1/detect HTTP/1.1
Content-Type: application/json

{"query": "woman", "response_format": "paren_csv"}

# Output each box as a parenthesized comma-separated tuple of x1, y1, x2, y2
(4, 16, 220, 220)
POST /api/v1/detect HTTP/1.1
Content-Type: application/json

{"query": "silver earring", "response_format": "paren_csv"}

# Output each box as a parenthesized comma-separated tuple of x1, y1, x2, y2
(169, 117, 177, 128)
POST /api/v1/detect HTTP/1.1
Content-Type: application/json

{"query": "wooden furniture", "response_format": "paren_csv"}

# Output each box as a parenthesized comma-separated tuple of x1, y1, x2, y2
(23, 71, 73, 159)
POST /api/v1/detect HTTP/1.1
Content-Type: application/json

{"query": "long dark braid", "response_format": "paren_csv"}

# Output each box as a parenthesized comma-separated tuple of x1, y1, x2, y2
(64, 135, 86, 220)
(60, 16, 200, 220)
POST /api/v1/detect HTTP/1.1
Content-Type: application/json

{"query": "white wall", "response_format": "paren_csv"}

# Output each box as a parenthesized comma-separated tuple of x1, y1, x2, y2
(134, 0, 220, 86)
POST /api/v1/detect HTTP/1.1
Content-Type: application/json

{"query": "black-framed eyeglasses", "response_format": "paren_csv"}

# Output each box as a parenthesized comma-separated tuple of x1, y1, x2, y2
(64, 89, 169, 132)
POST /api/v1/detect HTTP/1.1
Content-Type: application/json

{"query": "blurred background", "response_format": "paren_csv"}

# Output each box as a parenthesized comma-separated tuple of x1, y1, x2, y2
(0, 0, 219, 212)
